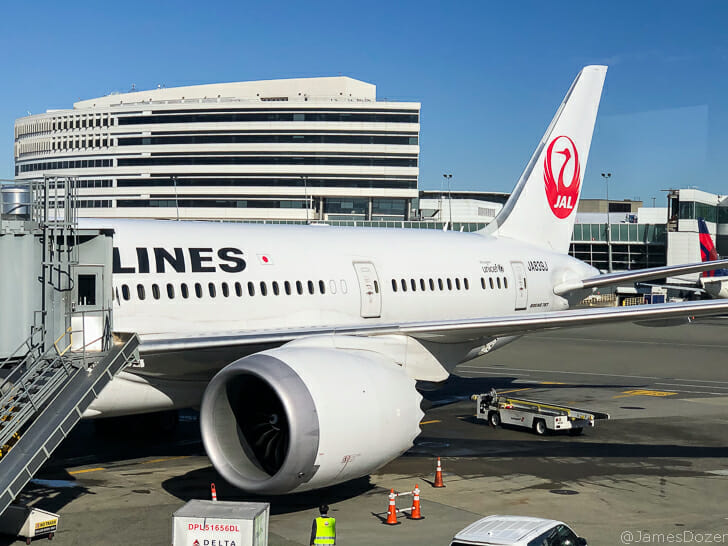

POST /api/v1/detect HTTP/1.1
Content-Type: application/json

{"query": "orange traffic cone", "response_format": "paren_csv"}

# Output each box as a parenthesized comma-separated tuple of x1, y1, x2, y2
(384, 489, 399, 525)
(409, 484, 423, 520)
(433, 457, 445, 488)
(211, 482, 218, 501)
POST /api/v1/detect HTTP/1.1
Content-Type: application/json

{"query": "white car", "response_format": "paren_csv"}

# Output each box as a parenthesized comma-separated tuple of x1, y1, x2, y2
(450, 515, 587, 546)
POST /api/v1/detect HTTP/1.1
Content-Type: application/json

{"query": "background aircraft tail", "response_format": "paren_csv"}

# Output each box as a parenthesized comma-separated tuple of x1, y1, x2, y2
(482, 66, 607, 254)
(698, 217, 728, 277)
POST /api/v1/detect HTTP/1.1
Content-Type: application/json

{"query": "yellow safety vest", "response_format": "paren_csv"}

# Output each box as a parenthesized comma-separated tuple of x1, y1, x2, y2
(314, 516, 336, 545)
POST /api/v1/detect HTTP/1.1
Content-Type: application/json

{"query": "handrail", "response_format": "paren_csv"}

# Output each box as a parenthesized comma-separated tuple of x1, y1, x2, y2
(53, 327, 72, 357)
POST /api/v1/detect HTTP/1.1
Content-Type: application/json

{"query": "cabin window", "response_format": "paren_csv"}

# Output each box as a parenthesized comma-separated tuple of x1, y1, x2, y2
(497, 277, 502, 289)
(260, 281, 267, 296)
(137, 284, 146, 300)
(429, 278, 435, 291)
(307, 280, 314, 295)
(209, 282, 216, 297)
(121, 284, 130, 301)
(503, 277, 508, 289)
(235, 282, 242, 297)
(181, 283, 189, 299)
(272, 281, 280, 295)
(489, 277, 494, 289)
(455, 278, 461, 290)
(195, 283, 203, 298)
(222, 282, 229, 297)
(401, 279, 407, 292)
(248, 282, 255, 296)
(410, 278, 416, 291)
(464, 278, 470, 290)
(329, 280, 337, 294)
(447, 278, 452, 291)
(166, 283, 174, 299)
(420, 278, 426, 291)
(373, 280, 378, 294)
(284, 281, 292, 295)
(296, 280, 303, 295)
(438, 278, 444, 290)
(392, 279, 398, 292)
(481, 277, 486, 289)
(318, 280, 325, 294)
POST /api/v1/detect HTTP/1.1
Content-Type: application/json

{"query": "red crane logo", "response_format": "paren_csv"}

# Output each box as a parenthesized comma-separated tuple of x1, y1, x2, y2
(544, 135, 581, 219)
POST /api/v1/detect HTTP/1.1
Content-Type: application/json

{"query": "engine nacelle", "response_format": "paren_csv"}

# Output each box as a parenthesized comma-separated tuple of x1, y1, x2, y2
(200, 346, 423, 494)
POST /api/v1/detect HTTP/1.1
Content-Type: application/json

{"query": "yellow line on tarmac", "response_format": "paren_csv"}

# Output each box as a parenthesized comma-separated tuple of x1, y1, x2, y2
(497, 388, 532, 394)
(69, 467, 104, 475)
(613, 389, 677, 399)
(419, 420, 441, 425)
(141, 456, 191, 465)
(539, 381, 567, 385)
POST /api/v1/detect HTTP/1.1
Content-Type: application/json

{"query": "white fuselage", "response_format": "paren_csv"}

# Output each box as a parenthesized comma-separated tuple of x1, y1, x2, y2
(92, 219, 596, 380)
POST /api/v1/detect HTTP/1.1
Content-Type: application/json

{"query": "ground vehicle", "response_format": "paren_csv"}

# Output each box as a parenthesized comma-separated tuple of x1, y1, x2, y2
(473, 392, 608, 435)
(450, 515, 587, 546)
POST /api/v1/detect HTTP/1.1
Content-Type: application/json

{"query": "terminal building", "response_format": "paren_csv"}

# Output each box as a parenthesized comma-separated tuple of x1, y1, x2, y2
(14, 77, 420, 222)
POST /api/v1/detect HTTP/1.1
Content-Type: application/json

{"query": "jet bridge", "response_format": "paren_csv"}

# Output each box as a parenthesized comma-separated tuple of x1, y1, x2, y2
(0, 178, 138, 516)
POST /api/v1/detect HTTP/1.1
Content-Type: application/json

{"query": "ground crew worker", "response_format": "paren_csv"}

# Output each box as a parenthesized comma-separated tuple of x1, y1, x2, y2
(310, 504, 336, 545)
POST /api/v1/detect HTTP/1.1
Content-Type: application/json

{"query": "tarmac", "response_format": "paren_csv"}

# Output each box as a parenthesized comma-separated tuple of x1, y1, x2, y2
(3, 319, 728, 545)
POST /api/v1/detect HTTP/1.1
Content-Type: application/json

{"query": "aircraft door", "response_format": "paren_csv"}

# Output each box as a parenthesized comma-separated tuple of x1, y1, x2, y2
(71, 264, 107, 352)
(511, 261, 528, 311)
(352, 261, 382, 318)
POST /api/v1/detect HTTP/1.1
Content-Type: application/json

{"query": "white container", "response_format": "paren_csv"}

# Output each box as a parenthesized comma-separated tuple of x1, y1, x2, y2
(172, 500, 269, 546)
(0, 505, 59, 542)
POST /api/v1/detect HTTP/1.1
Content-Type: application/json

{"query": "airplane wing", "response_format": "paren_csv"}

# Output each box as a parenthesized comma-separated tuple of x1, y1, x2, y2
(553, 259, 728, 296)
(138, 298, 728, 353)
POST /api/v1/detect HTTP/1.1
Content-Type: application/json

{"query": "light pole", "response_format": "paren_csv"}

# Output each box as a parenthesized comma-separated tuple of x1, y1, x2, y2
(302, 175, 309, 224)
(601, 172, 612, 272)
(443, 174, 452, 229)
(172, 175, 179, 221)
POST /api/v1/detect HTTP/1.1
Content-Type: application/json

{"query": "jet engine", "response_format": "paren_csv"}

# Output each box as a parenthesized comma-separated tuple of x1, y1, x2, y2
(200, 345, 423, 494)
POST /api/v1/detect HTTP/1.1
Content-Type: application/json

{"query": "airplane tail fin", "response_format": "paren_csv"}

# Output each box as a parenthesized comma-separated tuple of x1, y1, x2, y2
(698, 217, 721, 277)
(482, 66, 607, 254)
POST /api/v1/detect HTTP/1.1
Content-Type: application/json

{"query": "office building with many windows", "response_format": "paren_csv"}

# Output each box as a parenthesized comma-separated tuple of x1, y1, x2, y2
(14, 77, 420, 221)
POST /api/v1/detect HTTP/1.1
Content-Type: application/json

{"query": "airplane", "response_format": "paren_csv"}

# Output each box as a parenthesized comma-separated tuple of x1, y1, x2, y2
(698, 217, 728, 298)
(79, 65, 728, 496)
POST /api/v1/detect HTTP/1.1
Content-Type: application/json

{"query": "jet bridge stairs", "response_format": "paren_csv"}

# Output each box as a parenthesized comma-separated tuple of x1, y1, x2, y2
(0, 177, 138, 516)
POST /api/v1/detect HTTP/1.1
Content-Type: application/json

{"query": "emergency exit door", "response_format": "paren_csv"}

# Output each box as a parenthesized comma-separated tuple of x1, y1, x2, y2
(352, 261, 382, 318)
(511, 262, 528, 311)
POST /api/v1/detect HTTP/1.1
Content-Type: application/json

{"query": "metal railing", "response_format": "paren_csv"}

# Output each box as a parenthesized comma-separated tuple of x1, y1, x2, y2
(0, 307, 112, 457)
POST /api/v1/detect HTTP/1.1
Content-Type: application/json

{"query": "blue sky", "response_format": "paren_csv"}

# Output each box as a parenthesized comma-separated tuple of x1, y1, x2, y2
(1, 1, 726, 204)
